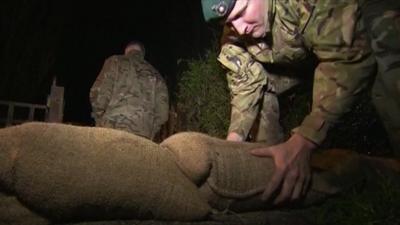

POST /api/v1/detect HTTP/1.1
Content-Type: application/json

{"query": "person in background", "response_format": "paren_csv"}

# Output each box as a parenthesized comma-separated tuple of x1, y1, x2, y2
(90, 40, 169, 141)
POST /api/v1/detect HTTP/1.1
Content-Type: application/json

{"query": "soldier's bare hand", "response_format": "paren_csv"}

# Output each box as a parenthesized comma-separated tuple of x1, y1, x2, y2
(250, 133, 316, 205)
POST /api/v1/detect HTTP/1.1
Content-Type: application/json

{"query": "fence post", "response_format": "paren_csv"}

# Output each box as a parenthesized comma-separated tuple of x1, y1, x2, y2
(6, 103, 14, 126)
(47, 77, 64, 123)
(28, 106, 35, 121)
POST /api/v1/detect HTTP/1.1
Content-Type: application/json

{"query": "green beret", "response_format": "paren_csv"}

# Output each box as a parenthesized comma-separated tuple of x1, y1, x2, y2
(201, 0, 236, 22)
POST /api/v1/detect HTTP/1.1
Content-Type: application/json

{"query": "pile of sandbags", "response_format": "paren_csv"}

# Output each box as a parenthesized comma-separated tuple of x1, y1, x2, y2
(0, 122, 398, 225)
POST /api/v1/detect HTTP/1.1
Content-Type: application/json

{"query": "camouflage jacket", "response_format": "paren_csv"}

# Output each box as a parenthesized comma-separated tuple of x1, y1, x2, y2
(220, 0, 376, 144)
(90, 51, 169, 138)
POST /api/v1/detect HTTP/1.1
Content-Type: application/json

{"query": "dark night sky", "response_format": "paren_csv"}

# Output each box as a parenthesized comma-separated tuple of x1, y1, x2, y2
(0, 1, 220, 124)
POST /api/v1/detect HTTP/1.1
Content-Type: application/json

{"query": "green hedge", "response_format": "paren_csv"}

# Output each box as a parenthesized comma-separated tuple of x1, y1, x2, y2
(176, 50, 230, 138)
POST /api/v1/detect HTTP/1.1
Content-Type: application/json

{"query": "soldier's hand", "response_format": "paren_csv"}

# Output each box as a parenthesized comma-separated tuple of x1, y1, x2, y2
(250, 133, 316, 205)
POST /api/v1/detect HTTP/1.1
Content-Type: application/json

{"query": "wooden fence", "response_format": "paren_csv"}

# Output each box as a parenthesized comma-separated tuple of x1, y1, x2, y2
(0, 78, 64, 128)
(0, 100, 49, 127)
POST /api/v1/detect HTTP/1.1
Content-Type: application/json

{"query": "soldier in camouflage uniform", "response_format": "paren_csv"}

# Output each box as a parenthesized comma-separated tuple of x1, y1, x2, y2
(90, 41, 169, 140)
(201, 0, 400, 204)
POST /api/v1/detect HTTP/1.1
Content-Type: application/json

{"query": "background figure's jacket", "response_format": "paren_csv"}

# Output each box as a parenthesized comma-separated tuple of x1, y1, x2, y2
(221, 0, 376, 144)
(90, 50, 169, 140)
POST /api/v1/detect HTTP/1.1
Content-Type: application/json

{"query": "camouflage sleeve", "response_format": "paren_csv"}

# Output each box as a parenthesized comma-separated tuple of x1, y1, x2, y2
(154, 75, 169, 133)
(89, 56, 118, 120)
(294, 55, 375, 144)
(293, 4, 377, 144)
(218, 44, 268, 139)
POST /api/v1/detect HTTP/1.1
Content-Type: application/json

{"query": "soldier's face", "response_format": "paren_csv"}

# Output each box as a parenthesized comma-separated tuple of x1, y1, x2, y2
(226, 0, 267, 38)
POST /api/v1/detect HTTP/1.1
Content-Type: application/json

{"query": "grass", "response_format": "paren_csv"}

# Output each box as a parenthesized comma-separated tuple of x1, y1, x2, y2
(303, 171, 400, 225)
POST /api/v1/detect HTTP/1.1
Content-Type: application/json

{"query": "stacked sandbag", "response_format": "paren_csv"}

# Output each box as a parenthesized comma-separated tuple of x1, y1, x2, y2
(160, 132, 274, 211)
(161, 132, 394, 212)
(60, 210, 310, 225)
(0, 191, 50, 225)
(0, 122, 210, 223)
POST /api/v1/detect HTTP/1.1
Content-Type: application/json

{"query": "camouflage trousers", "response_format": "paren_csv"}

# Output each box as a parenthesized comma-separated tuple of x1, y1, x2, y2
(219, 44, 300, 144)
(227, 69, 299, 144)
(361, 0, 400, 155)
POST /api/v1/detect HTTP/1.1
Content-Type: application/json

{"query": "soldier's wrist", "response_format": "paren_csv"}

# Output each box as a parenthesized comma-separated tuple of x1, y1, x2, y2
(226, 132, 244, 142)
(289, 133, 317, 152)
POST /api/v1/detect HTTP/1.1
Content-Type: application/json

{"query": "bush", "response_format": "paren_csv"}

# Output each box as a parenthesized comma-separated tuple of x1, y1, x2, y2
(176, 50, 230, 138)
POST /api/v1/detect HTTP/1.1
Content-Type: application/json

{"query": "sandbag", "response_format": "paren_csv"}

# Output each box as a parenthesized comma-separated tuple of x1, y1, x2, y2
(161, 132, 399, 212)
(0, 191, 49, 225)
(0, 122, 210, 223)
(160, 132, 273, 196)
(60, 210, 310, 225)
